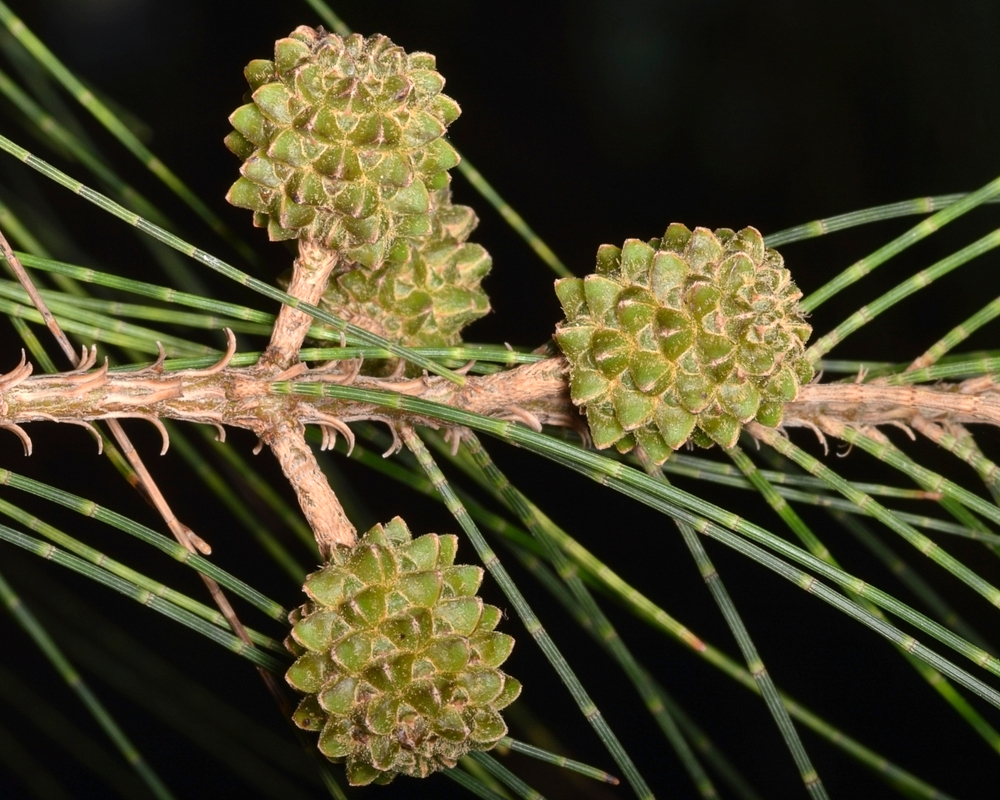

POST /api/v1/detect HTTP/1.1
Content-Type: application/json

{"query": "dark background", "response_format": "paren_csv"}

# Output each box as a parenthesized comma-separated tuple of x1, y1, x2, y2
(3, 1, 1000, 798)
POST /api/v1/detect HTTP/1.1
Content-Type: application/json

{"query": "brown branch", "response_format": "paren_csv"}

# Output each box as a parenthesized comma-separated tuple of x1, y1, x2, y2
(0, 354, 572, 438)
(16, 336, 1000, 552)
(15, 340, 1000, 441)
(264, 422, 357, 556)
(1, 349, 571, 551)
(249, 237, 358, 551)
(15, 354, 1000, 461)
(783, 379, 1000, 431)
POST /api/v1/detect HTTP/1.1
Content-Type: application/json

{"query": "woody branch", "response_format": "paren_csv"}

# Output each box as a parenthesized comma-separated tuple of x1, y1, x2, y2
(0, 353, 574, 436)
(7, 354, 1000, 450)
(6, 346, 1000, 540)
(0, 342, 572, 555)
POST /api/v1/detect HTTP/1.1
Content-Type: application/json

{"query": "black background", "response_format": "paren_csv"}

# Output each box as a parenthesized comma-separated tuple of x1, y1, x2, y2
(3, 1, 1000, 798)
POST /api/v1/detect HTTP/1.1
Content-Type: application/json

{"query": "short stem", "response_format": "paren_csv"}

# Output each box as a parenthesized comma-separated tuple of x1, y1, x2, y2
(263, 422, 356, 554)
(260, 238, 340, 371)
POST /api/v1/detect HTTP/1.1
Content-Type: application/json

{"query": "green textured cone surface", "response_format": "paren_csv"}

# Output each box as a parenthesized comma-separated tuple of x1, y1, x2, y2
(316, 188, 491, 348)
(554, 224, 813, 461)
(286, 518, 519, 785)
(225, 26, 462, 268)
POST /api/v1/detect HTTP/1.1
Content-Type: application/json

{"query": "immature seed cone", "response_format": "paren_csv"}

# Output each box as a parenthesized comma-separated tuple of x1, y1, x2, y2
(286, 517, 520, 786)
(554, 224, 813, 462)
(225, 26, 461, 268)
(317, 189, 491, 348)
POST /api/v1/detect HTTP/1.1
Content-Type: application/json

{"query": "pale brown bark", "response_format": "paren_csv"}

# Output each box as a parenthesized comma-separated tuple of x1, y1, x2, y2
(784, 377, 1000, 430)
(9, 359, 1000, 457)
(259, 238, 340, 371)
(0, 353, 573, 554)
(10, 347, 1000, 554)
(0, 356, 573, 438)
(264, 422, 357, 555)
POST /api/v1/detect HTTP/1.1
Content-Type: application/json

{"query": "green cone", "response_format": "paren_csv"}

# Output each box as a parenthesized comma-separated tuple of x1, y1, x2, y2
(286, 518, 520, 785)
(316, 187, 491, 348)
(225, 26, 461, 268)
(554, 224, 813, 461)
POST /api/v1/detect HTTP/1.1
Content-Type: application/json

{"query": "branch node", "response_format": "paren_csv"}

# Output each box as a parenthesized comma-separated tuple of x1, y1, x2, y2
(274, 362, 308, 381)
(180, 522, 212, 555)
(443, 426, 467, 456)
(61, 419, 104, 453)
(63, 357, 109, 395)
(72, 345, 98, 372)
(0, 349, 34, 392)
(0, 350, 33, 391)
